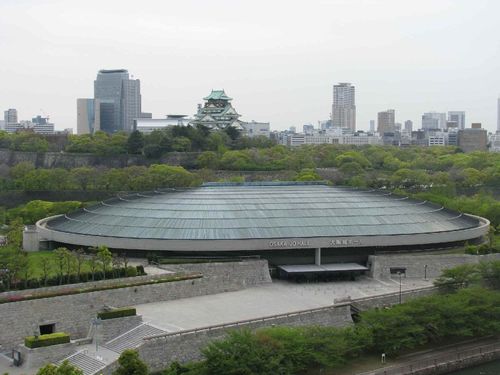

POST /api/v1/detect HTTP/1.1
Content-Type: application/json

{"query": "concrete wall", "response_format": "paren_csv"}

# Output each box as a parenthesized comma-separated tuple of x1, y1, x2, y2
(137, 304, 353, 372)
(369, 253, 500, 279)
(0, 260, 271, 351)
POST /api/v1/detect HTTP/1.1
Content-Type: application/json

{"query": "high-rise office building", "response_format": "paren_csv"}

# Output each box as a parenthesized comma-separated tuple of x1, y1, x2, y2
(404, 120, 413, 133)
(77, 98, 101, 134)
(497, 97, 500, 133)
(332, 83, 356, 131)
(94, 69, 141, 133)
(377, 109, 395, 134)
(4, 108, 18, 125)
(422, 112, 446, 130)
(369, 120, 375, 132)
(448, 111, 465, 130)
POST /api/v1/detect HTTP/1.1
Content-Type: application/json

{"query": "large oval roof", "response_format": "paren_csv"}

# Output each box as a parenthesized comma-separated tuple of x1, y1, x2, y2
(45, 183, 481, 241)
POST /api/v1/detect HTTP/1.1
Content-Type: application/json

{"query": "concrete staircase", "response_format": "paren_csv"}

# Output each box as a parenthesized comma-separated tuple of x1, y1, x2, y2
(102, 323, 166, 353)
(57, 351, 106, 375)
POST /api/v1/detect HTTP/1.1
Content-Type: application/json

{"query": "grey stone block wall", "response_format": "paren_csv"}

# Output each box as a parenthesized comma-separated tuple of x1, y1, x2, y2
(136, 304, 353, 372)
(368, 253, 500, 279)
(18, 342, 76, 369)
(0, 260, 271, 351)
(97, 315, 143, 343)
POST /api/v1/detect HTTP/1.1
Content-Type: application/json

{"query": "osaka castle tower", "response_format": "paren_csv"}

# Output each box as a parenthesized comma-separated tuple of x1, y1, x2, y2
(190, 90, 243, 130)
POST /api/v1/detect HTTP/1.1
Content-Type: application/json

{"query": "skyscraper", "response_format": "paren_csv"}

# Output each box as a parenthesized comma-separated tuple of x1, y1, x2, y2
(4, 108, 18, 125)
(332, 83, 356, 131)
(497, 97, 500, 133)
(404, 120, 413, 133)
(448, 111, 465, 130)
(377, 109, 395, 134)
(77, 98, 101, 134)
(369, 120, 375, 132)
(94, 69, 141, 133)
(422, 112, 446, 130)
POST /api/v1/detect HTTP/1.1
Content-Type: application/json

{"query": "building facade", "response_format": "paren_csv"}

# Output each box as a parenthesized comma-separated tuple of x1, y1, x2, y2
(77, 99, 101, 135)
(332, 83, 356, 131)
(4, 108, 18, 126)
(241, 121, 270, 138)
(422, 112, 446, 130)
(448, 111, 465, 130)
(458, 126, 488, 152)
(377, 109, 395, 134)
(94, 69, 141, 133)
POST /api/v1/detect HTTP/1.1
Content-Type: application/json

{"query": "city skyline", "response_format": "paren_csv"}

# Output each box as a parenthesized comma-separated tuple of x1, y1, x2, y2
(1, 0, 499, 132)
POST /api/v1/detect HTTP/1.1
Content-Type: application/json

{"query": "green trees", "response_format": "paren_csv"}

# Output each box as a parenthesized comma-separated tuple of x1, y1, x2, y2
(113, 350, 148, 375)
(127, 130, 145, 154)
(37, 361, 83, 375)
(97, 246, 112, 280)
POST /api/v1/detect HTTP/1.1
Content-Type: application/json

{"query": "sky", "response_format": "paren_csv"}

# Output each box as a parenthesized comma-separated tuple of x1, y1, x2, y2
(0, 0, 499, 132)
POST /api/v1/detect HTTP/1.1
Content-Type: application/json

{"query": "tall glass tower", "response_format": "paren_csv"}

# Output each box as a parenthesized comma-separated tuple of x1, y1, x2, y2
(94, 69, 141, 133)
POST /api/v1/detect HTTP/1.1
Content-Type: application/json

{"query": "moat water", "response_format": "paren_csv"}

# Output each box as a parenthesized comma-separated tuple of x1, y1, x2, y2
(447, 359, 500, 374)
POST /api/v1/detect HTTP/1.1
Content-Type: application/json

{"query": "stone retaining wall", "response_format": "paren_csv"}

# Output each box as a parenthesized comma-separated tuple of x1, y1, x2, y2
(98, 315, 143, 343)
(17, 342, 76, 369)
(0, 260, 271, 351)
(369, 253, 500, 279)
(137, 304, 353, 372)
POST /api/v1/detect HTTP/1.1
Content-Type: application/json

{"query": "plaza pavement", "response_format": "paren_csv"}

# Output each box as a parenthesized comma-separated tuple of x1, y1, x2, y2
(135, 276, 433, 332)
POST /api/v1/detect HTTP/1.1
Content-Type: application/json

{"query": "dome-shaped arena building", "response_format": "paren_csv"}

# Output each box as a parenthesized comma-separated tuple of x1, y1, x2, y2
(33, 182, 488, 278)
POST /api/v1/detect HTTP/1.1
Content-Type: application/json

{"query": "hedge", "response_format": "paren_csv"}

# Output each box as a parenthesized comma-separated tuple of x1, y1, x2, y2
(25, 332, 70, 348)
(98, 307, 136, 320)
(0, 273, 203, 305)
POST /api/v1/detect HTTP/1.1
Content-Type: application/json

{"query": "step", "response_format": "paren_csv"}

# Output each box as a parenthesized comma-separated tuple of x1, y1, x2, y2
(102, 323, 166, 353)
(57, 351, 106, 375)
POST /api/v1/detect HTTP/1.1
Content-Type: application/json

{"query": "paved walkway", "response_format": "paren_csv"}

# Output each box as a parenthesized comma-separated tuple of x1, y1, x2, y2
(136, 276, 432, 331)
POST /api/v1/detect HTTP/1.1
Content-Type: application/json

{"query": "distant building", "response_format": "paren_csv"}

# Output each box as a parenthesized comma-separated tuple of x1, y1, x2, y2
(135, 115, 192, 134)
(489, 133, 500, 152)
(289, 126, 297, 133)
(422, 112, 446, 130)
(190, 90, 243, 131)
(303, 124, 315, 135)
(497, 97, 500, 133)
(94, 69, 142, 133)
(319, 119, 332, 130)
(77, 98, 101, 135)
(448, 111, 465, 130)
(458, 124, 488, 152)
(369, 120, 375, 132)
(332, 83, 356, 131)
(0, 120, 5, 130)
(377, 109, 395, 134)
(404, 120, 413, 133)
(428, 132, 447, 146)
(4, 108, 18, 125)
(241, 121, 270, 138)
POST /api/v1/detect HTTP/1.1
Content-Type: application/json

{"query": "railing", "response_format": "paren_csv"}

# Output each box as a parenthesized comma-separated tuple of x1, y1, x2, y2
(357, 341, 500, 375)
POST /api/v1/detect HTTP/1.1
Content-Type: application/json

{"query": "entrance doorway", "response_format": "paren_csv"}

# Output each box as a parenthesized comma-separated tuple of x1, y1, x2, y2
(39, 323, 55, 335)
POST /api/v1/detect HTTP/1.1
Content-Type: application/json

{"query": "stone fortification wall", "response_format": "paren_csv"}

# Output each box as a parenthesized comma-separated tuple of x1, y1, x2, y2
(98, 315, 143, 343)
(369, 253, 500, 279)
(0, 149, 201, 169)
(0, 260, 271, 351)
(17, 342, 76, 369)
(137, 304, 353, 372)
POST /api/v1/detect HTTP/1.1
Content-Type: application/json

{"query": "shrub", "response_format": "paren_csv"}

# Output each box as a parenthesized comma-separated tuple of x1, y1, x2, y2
(136, 265, 145, 275)
(98, 307, 137, 320)
(25, 332, 70, 348)
(113, 350, 148, 375)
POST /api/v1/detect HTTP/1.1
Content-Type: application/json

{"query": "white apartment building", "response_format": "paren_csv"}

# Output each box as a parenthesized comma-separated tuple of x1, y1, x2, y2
(332, 83, 356, 131)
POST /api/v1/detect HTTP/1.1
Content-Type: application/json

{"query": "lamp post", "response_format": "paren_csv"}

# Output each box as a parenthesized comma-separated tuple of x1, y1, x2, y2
(424, 264, 428, 281)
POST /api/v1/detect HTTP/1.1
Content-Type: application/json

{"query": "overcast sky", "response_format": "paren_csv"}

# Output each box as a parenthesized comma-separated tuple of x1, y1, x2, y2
(1, 0, 499, 132)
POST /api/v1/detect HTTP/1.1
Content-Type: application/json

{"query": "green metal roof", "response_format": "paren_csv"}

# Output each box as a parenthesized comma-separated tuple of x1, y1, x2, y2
(46, 183, 481, 241)
(203, 90, 232, 101)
